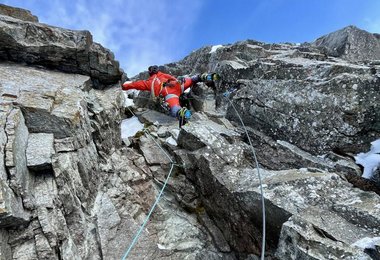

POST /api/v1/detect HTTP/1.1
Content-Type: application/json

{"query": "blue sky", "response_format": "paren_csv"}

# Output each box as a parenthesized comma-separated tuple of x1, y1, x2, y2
(3, 0, 380, 76)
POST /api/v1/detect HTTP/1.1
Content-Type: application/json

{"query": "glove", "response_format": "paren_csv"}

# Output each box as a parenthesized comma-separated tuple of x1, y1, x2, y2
(177, 76, 186, 84)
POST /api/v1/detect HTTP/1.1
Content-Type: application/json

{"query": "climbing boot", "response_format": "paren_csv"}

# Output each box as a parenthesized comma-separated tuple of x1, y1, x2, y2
(178, 107, 192, 127)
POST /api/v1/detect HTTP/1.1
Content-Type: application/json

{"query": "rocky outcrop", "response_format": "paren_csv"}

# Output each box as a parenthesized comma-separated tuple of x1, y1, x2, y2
(136, 26, 379, 258)
(312, 25, 380, 62)
(159, 38, 380, 160)
(170, 117, 380, 259)
(0, 13, 122, 88)
(0, 4, 38, 22)
(0, 62, 106, 259)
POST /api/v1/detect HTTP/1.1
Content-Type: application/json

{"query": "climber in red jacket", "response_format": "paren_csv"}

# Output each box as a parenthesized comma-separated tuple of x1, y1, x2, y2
(122, 65, 220, 126)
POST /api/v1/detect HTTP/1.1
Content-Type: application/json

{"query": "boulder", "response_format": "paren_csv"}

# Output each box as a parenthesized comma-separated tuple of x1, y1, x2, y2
(0, 14, 122, 87)
(138, 134, 173, 165)
(26, 133, 55, 171)
(276, 208, 373, 259)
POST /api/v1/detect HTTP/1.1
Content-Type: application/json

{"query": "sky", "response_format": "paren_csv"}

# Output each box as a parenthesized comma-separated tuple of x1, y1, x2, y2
(2, 0, 380, 77)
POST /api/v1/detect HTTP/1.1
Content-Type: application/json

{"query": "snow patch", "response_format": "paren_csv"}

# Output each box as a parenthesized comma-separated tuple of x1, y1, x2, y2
(352, 237, 380, 250)
(355, 139, 380, 179)
(209, 45, 223, 53)
(123, 92, 135, 107)
(121, 116, 144, 139)
(170, 128, 180, 140)
(165, 136, 177, 146)
(157, 243, 167, 250)
(246, 44, 263, 49)
(122, 87, 140, 107)
(225, 60, 247, 69)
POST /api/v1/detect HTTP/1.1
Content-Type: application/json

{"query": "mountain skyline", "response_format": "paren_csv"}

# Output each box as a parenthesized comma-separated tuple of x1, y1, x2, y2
(2, 0, 380, 76)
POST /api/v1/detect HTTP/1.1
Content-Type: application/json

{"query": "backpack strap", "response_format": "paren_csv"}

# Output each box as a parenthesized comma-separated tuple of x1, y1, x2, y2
(150, 76, 162, 100)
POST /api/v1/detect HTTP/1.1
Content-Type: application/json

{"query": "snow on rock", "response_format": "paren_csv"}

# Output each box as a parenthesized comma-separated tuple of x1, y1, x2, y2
(352, 236, 380, 250)
(121, 116, 144, 140)
(355, 139, 380, 179)
(123, 92, 134, 107)
(209, 45, 223, 54)
(165, 136, 177, 146)
(224, 60, 247, 69)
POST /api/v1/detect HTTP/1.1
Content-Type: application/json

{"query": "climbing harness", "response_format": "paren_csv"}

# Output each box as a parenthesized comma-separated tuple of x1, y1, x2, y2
(223, 83, 266, 260)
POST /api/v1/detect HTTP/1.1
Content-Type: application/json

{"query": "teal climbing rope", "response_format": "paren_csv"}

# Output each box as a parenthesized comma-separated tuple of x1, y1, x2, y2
(121, 108, 179, 259)
(121, 162, 175, 260)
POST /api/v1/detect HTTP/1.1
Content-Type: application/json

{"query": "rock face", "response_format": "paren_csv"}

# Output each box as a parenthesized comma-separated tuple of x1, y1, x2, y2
(312, 25, 380, 62)
(1, 4, 380, 260)
(0, 4, 38, 22)
(161, 40, 380, 157)
(174, 119, 380, 259)
(0, 13, 122, 88)
(0, 62, 121, 259)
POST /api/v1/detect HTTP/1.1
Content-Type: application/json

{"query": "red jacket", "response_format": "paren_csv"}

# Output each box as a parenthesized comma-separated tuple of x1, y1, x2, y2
(122, 71, 178, 97)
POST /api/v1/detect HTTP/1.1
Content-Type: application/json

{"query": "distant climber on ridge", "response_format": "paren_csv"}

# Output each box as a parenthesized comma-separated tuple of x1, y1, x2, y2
(122, 65, 220, 127)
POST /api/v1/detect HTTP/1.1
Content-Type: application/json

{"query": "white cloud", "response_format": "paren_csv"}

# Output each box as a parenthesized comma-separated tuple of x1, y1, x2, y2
(53, 0, 205, 76)
(3, 0, 203, 76)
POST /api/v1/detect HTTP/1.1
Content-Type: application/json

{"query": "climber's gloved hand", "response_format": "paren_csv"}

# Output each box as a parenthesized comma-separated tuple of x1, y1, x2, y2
(177, 76, 186, 84)
(212, 73, 221, 81)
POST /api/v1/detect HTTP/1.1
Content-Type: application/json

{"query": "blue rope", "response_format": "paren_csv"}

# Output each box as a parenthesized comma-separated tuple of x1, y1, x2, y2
(120, 109, 177, 259)
(121, 163, 175, 260)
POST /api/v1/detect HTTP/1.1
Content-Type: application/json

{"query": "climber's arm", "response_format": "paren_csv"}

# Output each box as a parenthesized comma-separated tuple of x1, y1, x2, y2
(122, 80, 150, 91)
